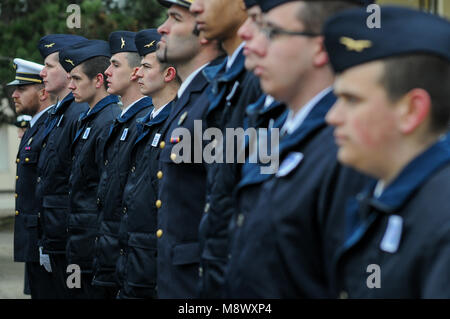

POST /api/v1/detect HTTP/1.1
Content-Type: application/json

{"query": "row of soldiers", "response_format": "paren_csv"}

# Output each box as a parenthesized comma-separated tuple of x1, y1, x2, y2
(11, 0, 450, 299)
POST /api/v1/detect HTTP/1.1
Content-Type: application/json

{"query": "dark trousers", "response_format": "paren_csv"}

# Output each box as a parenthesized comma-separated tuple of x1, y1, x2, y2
(25, 261, 60, 299)
(49, 253, 73, 298)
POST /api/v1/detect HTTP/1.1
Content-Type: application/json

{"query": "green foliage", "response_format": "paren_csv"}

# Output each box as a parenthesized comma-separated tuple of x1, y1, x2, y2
(0, 0, 167, 123)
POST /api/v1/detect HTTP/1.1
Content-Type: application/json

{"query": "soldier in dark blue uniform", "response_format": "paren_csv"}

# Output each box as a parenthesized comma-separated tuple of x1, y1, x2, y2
(91, 31, 152, 297)
(154, 0, 224, 298)
(8, 58, 57, 298)
(59, 40, 121, 298)
(36, 34, 89, 298)
(114, 28, 180, 299)
(225, 0, 371, 298)
(324, 6, 450, 298)
(189, 0, 265, 298)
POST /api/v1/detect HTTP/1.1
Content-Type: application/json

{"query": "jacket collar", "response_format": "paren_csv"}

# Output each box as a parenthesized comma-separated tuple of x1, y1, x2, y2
(116, 96, 152, 123)
(50, 92, 75, 116)
(278, 90, 336, 156)
(203, 47, 246, 93)
(79, 95, 120, 123)
(135, 101, 173, 144)
(357, 133, 450, 215)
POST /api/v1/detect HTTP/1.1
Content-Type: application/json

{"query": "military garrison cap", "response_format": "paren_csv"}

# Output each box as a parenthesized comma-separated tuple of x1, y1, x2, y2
(157, 0, 193, 9)
(324, 6, 450, 73)
(59, 40, 111, 73)
(7, 58, 44, 86)
(258, 0, 374, 13)
(38, 34, 87, 59)
(109, 31, 138, 55)
(135, 29, 162, 57)
(244, 0, 258, 8)
(14, 115, 32, 129)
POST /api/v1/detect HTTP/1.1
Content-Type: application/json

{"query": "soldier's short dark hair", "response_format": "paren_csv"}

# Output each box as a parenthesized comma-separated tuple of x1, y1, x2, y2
(81, 56, 111, 90)
(297, 1, 364, 34)
(380, 54, 450, 134)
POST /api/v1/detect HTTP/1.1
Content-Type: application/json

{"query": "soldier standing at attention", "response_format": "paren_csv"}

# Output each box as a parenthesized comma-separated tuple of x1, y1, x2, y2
(9, 58, 56, 298)
(154, 0, 224, 298)
(59, 40, 121, 298)
(36, 34, 89, 298)
(115, 28, 180, 299)
(91, 31, 152, 298)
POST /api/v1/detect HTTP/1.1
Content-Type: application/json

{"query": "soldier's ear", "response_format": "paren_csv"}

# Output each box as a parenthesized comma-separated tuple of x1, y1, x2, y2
(38, 87, 48, 101)
(313, 36, 329, 68)
(397, 88, 432, 135)
(164, 66, 177, 83)
(130, 67, 140, 82)
(95, 73, 105, 89)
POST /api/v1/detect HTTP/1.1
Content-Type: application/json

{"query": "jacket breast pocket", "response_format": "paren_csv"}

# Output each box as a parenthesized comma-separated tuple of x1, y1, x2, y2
(42, 194, 69, 239)
(126, 232, 157, 287)
(172, 242, 200, 266)
(21, 150, 38, 165)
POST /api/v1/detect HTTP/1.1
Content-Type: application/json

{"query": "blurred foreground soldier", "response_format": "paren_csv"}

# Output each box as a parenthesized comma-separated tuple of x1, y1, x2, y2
(91, 31, 152, 297)
(237, 0, 286, 134)
(36, 34, 88, 298)
(225, 0, 371, 298)
(115, 29, 180, 299)
(324, 6, 450, 298)
(60, 40, 121, 298)
(189, 0, 264, 298)
(9, 58, 57, 298)
(155, 0, 224, 298)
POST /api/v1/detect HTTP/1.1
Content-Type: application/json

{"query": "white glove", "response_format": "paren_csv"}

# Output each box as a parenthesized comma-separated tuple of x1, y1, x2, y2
(39, 246, 52, 273)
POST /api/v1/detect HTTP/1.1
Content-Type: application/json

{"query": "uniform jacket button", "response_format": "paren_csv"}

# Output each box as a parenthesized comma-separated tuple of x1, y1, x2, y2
(170, 153, 177, 161)
(156, 229, 163, 238)
(16, 158, 20, 163)
(14, 193, 18, 199)
(155, 200, 162, 209)
(15, 210, 19, 216)
(159, 141, 165, 149)
(157, 171, 163, 179)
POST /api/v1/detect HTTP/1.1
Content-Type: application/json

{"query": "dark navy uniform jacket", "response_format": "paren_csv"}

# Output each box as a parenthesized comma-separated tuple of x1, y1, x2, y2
(226, 91, 370, 298)
(36, 93, 89, 254)
(14, 111, 49, 262)
(156, 67, 217, 299)
(92, 97, 151, 287)
(67, 95, 121, 272)
(331, 134, 450, 298)
(116, 102, 172, 299)
(198, 48, 263, 298)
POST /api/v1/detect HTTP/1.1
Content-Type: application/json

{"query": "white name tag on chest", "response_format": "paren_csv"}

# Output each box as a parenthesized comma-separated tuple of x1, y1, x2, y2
(151, 133, 161, 147)
(276, 152, 304, 177)
(120, 128, 129, 141)
(82, 127, 91, 140)
(380, 215, 403, 253)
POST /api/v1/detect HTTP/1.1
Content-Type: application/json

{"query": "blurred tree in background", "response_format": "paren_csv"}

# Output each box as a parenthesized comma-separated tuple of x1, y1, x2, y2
(0, 0, 166, 123)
